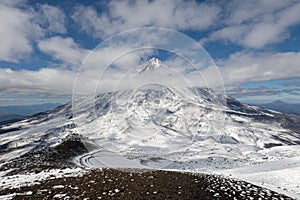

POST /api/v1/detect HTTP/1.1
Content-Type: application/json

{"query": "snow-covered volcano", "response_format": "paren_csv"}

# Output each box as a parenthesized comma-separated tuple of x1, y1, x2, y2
(1, 58, 300, 197)
(1, 59, 299, 165)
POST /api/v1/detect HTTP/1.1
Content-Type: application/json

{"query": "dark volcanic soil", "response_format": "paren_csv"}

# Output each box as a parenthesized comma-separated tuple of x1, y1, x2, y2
(0, 168, 294, 200)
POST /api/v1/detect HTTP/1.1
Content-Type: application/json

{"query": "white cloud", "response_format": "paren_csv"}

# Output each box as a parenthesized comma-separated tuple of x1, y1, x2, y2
(1, 33, 157, 95)
(0, 1, 68, 63)
(0, 68, 76, 94)
(72, 0, 300, 49)
(203, 0, 300, 48)
(0, 0, 26, 7)
(201, 25, 248, 45)
(0, 2, 37, 62)
(72, 0, 220, 39)
(37, 4, 67, 34)
(38, 36, 89, 68)
(224, 0, 291, 25)
(219, 51, 300, 84)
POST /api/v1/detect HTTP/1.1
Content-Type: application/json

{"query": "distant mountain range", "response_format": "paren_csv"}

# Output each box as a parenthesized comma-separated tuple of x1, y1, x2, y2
(256, 100, 300, 115)
(0, 103, 61, 123)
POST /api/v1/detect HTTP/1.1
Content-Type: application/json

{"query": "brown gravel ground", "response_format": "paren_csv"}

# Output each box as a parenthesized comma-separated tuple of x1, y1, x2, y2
(0, 168, 294, 200)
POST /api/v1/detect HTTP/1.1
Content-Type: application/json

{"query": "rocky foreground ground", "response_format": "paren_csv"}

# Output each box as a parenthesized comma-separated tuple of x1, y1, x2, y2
(0, 168, 294, 200)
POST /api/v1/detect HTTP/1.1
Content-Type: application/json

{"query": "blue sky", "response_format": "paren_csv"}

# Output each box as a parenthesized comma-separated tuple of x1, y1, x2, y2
(0, 0, 300, 105)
